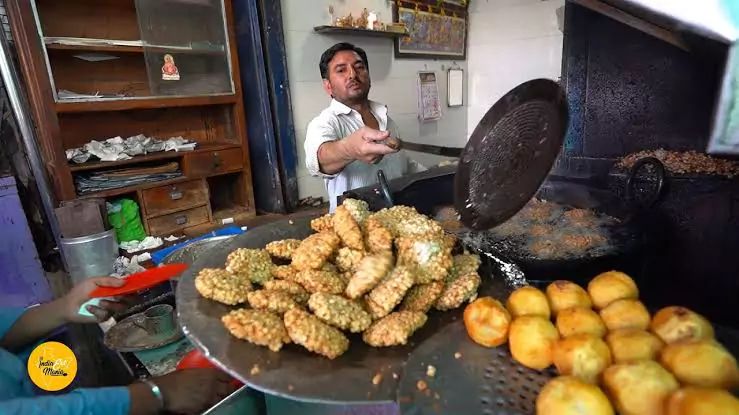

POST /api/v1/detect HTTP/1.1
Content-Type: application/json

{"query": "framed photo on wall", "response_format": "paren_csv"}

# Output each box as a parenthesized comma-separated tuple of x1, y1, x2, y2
(393, 0, 469, 60)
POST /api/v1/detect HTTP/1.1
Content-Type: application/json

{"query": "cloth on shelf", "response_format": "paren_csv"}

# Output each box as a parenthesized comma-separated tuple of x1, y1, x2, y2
(66, 134, 197, 164)
(120, 236, 164, 254)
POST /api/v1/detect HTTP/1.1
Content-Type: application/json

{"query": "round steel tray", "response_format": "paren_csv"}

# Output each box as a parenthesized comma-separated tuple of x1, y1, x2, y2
(176, 216, 518, 404)
(398, 322, 556, 415)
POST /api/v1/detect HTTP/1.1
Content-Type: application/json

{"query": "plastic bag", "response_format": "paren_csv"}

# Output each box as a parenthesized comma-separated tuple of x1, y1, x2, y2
(107, 198, 146, 243)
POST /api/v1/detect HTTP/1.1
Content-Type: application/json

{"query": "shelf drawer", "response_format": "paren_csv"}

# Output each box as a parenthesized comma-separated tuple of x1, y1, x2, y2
(185, 148, 243, 177)
(147, 205, 210, 236)
(142, 180, 208, 218)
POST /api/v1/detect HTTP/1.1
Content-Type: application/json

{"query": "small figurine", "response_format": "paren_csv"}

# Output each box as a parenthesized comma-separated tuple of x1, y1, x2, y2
(367, 11, 377, 30)
(161, 54, 180, 81)
(355, 8, 369, 29)
(336, 13, 353, 27)
(328, 5, 336, 25)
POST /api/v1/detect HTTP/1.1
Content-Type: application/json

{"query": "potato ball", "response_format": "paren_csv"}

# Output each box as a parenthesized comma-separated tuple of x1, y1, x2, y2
(463, 297, 511, 348)
(508, 316, 559, 370)
(659, 339, 739, 390)
(536, 376, 614, 415)
(603, 360, 679, 415)
(650, 306, 715, 344)
(665, 387, 739, 415)
(600, 299, 650, 331)
(605, 329, 664, 364)
(587, 270, 638, 310)
(506, 285, 550, 319)
(546, 280, 592, 316)
(556, 307, 607, 338)
(552, 333, 612, 384)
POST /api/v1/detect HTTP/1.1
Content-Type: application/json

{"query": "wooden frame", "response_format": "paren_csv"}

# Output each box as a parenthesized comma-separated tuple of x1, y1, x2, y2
(393, 0, 469, 60)
(6, 0, 256, 234)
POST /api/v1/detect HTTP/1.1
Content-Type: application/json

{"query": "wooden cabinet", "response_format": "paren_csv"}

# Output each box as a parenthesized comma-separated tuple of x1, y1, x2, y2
(6, 0, 256, 236)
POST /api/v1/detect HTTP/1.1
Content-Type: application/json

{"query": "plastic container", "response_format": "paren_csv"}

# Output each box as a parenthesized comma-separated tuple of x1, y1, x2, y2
(60, 228, 118, 284)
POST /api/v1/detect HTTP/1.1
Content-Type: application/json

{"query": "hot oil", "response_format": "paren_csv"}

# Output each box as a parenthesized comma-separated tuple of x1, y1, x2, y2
(434, 200, 621, 262)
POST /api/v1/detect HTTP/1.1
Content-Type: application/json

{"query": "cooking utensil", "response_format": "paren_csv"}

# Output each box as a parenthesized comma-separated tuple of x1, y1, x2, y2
(89, 263, 188, 298)
(454, 78, 569, 231)
(104, 312, 184, 353)
(176, 216, 520, 404)
(131, 304, 176, 337)
(397, 322, 556, 415)
(382, 137, 462, 158)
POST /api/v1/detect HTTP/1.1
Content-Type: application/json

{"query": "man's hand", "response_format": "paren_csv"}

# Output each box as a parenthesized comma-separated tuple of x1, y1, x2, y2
(344, 126, 399, 165)
(60, 277, 130, 323)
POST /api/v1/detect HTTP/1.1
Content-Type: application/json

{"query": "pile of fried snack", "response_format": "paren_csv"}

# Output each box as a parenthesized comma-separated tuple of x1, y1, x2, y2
(194, 199, 482, 359)
(463, 271, 739, 415)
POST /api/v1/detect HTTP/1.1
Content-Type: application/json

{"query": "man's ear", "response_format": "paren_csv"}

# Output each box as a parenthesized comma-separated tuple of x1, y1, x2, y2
(322, 79, 333, 97)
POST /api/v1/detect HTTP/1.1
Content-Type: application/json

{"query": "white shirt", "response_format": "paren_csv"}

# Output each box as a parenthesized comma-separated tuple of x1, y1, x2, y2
(305, 99, 425, 212)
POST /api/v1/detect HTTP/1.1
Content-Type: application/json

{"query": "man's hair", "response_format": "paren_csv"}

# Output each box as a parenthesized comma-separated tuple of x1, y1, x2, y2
(319, 42, 369, 79)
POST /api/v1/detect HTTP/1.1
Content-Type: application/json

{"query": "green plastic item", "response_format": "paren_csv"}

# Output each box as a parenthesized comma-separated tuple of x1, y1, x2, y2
(108, 198, 146, 243)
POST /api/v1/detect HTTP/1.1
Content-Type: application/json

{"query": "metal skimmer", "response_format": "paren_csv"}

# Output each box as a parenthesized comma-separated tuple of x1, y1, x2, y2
(455, 79, 569, 231)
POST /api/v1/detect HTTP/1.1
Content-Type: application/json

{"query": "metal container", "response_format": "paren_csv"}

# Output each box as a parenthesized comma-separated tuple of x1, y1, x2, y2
(160, 235, 236, 292)
(60, 229, 118, 285)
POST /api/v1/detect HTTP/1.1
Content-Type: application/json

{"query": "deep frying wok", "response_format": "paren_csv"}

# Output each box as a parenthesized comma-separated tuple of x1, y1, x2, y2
(450, 179, 650, 286)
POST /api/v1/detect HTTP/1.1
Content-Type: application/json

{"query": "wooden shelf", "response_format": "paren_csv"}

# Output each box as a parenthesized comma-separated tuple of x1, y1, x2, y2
(46, 42, 226, 55)
(313, 26, 409, 38)
(56, 94, 237, 113)
(77, 177, 190, 199)
(69, 142, 240, 172)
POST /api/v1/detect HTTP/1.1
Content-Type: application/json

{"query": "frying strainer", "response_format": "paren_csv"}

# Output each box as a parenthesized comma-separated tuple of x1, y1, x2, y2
(455, 79, 569, 231)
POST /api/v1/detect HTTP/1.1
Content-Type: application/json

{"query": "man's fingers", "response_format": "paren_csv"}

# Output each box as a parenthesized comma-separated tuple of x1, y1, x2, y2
(85, 304, 111, 321)
(364, 142, 399, 155)
(98, 299, 128, 313)
(361, 129, 390, 141)
(93, 277, 125, 288)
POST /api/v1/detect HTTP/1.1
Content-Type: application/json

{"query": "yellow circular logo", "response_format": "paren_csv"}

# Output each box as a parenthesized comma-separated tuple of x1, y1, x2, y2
(27, 341, 77, 391)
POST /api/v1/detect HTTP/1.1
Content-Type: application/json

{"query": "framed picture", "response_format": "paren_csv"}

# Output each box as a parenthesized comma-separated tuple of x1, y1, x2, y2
(393, 0, 468, 60)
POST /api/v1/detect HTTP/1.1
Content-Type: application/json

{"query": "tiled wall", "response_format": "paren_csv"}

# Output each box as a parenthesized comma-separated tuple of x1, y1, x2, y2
(280, 0, 468, 199)
(466, 0, 563, 137)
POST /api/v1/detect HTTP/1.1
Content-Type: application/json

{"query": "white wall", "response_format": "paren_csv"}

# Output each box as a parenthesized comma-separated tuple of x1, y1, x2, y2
(281, 0, 468, 199)
(467, 0, 564, 137)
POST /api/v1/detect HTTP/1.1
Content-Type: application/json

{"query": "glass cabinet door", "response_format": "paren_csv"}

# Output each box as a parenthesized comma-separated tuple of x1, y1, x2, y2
(135, 0, 234, 97)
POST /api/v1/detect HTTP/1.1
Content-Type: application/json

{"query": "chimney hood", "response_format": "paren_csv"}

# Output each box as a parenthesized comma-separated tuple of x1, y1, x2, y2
(571, 0, 739, 154)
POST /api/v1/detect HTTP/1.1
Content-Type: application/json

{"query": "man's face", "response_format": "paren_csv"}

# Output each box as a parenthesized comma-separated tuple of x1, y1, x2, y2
(323, 50, 371, 103)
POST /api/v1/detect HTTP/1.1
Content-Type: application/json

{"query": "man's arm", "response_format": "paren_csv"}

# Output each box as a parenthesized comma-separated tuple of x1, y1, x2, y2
(0, 302, 67, 352)
(305, 119, 349, 177)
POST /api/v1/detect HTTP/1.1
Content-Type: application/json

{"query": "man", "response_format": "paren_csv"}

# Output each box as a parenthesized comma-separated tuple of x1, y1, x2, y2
(0, 277, 236, 414)
(304, 42, 425, 212)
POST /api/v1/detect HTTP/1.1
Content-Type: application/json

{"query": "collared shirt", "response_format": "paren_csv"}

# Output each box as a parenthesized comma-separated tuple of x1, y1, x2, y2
(304, 99, 425, 212)
(0, 308, 130, 415)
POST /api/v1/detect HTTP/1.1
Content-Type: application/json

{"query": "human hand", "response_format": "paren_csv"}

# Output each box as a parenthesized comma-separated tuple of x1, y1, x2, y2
(344, 126, 399, 164)
(59, 277, 130, 324)
(156, 368, 238, 414)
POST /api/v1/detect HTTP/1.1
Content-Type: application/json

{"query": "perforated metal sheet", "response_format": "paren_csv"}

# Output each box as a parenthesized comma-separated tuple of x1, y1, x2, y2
(455, 79, 568, 231)
(397, 322, 556, 415)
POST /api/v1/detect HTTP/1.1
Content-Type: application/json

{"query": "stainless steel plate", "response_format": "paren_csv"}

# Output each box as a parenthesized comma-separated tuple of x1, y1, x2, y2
(176, 216, 517, 404)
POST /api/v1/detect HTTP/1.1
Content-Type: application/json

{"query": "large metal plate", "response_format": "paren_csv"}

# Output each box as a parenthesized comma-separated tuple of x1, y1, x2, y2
(398, 322, 556, 415)
(455, 79, 568, 231)
(176, 216, 515, 404)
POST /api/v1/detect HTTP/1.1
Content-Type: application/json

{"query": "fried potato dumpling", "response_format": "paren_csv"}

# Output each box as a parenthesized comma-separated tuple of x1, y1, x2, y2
(603, 360, 679, 415)
(556, 307, 606, 338)
(546, 280, 592, 316)
(650, 306, 715, 344)
(536, 376, 614, 415)
(463, 297, 511, 348)
(552, 333, 612, 384)
(659, 339, 739, 390)
(587, 270, 639, 310)
(600, 299, 650, 331)
(665, 387, 739, 415)
(508, 316, 560, 370)
(605, 329, 664, 364)
(506, 285, 551, 320)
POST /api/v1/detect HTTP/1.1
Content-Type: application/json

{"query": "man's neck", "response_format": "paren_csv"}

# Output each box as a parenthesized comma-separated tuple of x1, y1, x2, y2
(337, 98, 371, 114)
